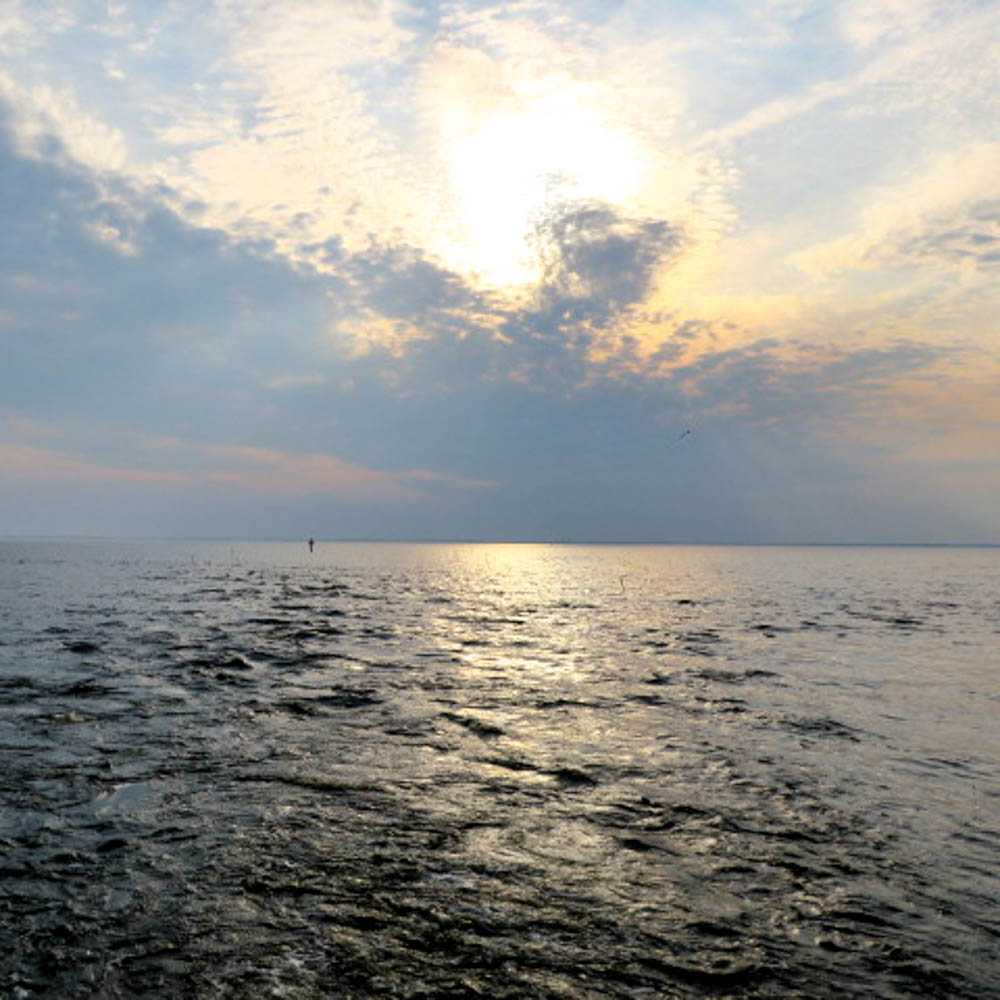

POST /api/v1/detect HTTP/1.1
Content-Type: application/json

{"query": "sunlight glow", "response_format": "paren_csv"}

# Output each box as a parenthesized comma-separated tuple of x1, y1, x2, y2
(438, 93, 650, 287)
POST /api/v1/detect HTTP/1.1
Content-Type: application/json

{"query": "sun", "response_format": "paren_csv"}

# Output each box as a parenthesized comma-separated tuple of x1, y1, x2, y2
(434, 91, 651, 289)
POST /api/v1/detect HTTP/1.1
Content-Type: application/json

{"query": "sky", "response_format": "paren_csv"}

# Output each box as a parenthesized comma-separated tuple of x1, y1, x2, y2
(0, 0, 997, 543)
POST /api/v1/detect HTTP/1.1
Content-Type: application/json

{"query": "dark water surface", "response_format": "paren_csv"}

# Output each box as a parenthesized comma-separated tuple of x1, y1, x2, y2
(1, 541, 998, 998)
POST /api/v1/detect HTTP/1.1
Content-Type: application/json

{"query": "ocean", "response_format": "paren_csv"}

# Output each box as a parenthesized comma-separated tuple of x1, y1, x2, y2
(1, 541, 998, 998)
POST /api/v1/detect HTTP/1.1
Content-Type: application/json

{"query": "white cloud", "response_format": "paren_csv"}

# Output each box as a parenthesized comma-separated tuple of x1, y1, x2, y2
(0, 0, 30, 49)
(838, 0, 946, 49)
(0, 71, 128, 170)
(793, 141, 1000, 277)
(101, 58, 126, 81)
(85, 218, 139, 255)
(701, 3, 997, 147)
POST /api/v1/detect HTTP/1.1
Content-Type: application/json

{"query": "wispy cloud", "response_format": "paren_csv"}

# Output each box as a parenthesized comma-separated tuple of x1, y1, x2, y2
(794, 141, 1000, 277)
(0, 436, 496, 501)
(198, 444, 495, 499)
(0, 443, 191, 485)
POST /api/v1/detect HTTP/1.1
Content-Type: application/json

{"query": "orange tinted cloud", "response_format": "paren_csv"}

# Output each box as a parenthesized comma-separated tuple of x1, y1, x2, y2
(0, 443, 191, 485)
(201, 445, 494, 498)
(0, 440, 493, 500)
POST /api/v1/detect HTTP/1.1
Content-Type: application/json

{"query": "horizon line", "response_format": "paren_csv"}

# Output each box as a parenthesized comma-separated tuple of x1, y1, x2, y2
(2, 535, 998, 548)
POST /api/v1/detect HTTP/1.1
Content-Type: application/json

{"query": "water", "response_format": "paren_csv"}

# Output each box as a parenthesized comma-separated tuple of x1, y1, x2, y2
(1, 541, 998, 998)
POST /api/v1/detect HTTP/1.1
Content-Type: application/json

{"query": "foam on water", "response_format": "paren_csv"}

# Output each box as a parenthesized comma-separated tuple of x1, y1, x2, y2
(1, 541, 998, 997)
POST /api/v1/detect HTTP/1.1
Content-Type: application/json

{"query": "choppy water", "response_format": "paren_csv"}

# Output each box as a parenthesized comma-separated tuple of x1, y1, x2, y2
(1, 541, 998, 999)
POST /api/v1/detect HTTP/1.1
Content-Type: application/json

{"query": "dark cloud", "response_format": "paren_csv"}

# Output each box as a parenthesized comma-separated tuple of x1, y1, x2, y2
(531, 199, 685, 323)
(343, 242, 491, 320)
(326, 201, 689, 391)
(672, 337, 952, 425)
(0, 105, 335, 441)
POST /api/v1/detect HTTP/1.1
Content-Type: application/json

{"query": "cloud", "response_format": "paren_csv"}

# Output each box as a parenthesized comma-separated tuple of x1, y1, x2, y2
(313, 200, 692, 391)
(2, 0, 737, 317)
(531, 200, 685, 320)
(672, 337, 956, 428)
(888, 201, 1000, 271)
(0, 442, 191, 486)
(0, 434, 494, 502)
(151, 0, 425, 259)
(838, 0, 953, 49)
(198, 443, 493, 499)
(0, 71, 129, 171)
(700, 2, 997, 147)
(1, 1, 998, 543)
(794, 141, 1000, 277)
(0, 104, 335, 437)
(343, 242, 493, 323)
